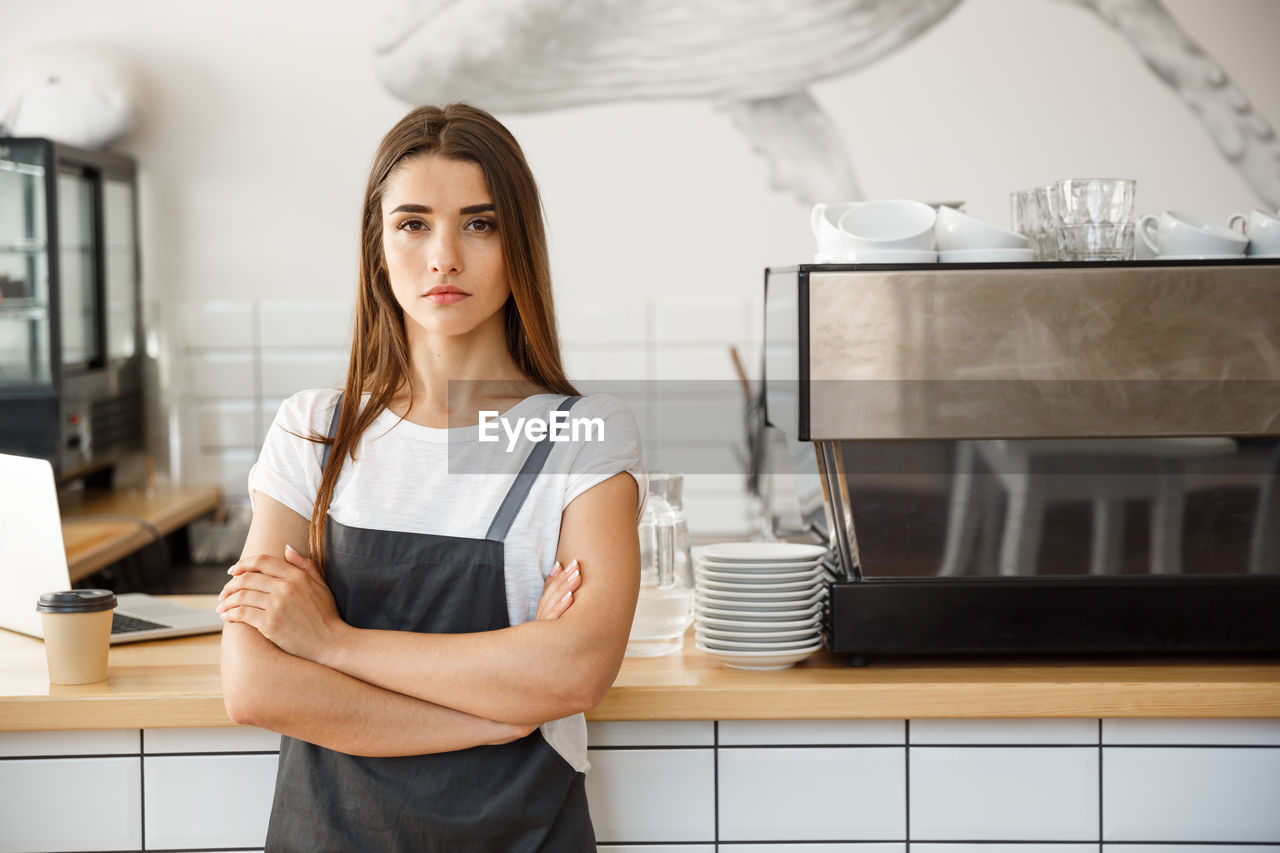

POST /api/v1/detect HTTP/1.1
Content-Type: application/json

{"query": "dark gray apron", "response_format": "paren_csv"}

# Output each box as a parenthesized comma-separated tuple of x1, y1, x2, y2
(264, 394, 595, 852)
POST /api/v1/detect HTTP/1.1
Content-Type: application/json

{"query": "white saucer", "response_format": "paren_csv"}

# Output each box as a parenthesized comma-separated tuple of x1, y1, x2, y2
(695, 601, 824, 621)
(695, 639, 825, 670)
(1155, 253, 1246, 260)
(839, 249, 937, 264)
(696, 543, 829, 563)
(696, 584, 823, 603)
(696, 632, 822, 652)
(695, 623, 822, 642)
(939, 248, 1036, 263)
(698, 566, 825, 585)
(697, 577, 819, 593)
(696, 613, 822, 631)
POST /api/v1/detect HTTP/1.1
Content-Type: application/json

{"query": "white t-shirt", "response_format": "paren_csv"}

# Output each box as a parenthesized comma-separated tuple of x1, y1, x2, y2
(247, 388, 647, 774)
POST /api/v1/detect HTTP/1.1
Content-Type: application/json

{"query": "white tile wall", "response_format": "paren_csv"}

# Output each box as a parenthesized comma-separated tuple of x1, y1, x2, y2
(559, 298, 649, 347)
(259, 349, 347, 398)
(720, 847, 905, 853)
(1103, 747, 1280, 841)
(587, 721, 714, 747)
(562, 346, 649, 381)
(257, 301, 351, 348)
(0, 728, 137, 757)
(654, 299, 746, 344)
(921, 840, 1100, 845)
(718, 747, 905, 841)
(200, 449, 257, 499)
(719, 720, 904, 745)
(183, 351, 256, 398)
(175, 302, 255, 349)
(0, 757, 142, 852)
(143, 753, 278, 849)
(655, 347, 742, 381)
(143, 726, 281, 753)
(910, 747, 1099, 841)
(910, 719, 1099, 744)
(1102, 718, 1280, 745)
(193, 400, 259, 448)
(916, 847, 1098, 853)
(1104, 847, 1280, 852)
(598, 847, 713, 853)
(585, 748, 716, 842)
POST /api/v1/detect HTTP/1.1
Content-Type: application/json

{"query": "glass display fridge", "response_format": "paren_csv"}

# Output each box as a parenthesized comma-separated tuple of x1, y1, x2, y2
(0, 137, 143, 482)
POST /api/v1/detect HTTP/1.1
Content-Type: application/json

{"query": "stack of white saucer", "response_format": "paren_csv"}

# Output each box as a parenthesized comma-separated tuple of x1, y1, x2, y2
(692, 542, 832, 670)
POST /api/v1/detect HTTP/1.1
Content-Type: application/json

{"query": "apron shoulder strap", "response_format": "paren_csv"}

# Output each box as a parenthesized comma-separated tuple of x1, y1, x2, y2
(319, 391, 344, 473)
(485, 395, 582, 542)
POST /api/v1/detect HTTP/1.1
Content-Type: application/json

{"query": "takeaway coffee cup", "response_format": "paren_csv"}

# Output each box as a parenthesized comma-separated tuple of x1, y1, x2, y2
(37, 590, 116, 684)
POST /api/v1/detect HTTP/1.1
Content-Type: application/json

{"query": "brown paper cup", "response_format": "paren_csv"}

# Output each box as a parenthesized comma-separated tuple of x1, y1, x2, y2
(37, 590, 116, 685)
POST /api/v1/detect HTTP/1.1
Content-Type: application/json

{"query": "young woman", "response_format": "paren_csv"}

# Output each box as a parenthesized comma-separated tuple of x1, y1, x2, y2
(218, 103, 645, 851)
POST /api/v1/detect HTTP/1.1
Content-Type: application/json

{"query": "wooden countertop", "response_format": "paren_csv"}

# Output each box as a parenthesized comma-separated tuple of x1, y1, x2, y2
(2, 596, 1278, 731)
(61, 485, 222, 582)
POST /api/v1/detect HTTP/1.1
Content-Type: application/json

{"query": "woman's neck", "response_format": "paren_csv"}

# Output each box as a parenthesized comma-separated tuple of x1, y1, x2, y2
(393, 320, 541, 429)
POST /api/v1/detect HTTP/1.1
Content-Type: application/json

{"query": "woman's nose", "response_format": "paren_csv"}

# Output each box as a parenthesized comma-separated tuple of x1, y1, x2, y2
(429, 233, 461, 275)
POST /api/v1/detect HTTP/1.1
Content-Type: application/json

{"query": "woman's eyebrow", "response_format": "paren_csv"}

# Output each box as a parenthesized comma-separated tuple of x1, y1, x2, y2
(387, 203, 495, 215)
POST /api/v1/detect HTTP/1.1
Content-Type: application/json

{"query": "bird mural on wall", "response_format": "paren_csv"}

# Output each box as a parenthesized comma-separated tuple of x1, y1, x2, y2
(372, 0, 1280, 209)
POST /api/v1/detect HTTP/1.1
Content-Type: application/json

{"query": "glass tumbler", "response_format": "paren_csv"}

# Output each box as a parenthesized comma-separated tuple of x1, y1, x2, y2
(1054, 178, 1136, 225)
(1035, 184, 1061, 260)
(1057, 222, 1135, 261)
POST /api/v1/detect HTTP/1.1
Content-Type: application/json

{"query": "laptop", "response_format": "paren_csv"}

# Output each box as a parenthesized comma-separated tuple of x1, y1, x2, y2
(0, 452, 225, 644)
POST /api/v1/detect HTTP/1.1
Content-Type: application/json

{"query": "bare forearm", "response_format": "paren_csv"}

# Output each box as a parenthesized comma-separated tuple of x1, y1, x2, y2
(221, 623, 524, 756)
(323, 619, 618, 726)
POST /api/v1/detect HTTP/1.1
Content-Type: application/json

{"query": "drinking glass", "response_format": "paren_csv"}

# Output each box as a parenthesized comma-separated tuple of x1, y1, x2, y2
(1057, 222, 1135, 261)
(1054, 178, 1136, 225)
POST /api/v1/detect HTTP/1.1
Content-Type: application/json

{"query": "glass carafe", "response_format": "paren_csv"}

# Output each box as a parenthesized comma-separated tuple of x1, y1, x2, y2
(627, 472, 694, 656)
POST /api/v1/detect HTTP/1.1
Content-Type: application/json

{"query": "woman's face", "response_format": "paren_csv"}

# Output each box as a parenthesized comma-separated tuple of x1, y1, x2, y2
(380, 154, 509, 342)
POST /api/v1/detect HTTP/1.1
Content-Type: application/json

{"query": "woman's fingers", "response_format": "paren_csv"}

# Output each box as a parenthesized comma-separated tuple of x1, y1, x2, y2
(536, 559, 581, 620)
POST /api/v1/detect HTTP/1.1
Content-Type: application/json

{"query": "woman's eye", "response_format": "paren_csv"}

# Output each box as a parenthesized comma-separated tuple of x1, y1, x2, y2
(467, 218, 496, 233)
(399, 219, 426, 232)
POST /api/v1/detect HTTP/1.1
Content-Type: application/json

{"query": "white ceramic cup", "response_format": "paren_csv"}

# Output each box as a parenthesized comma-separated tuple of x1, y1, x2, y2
(837, 199, 937, 251)
(1227, 208, 1280, 256)
(811, 201, 863, 258)
(1138, 210, 1248, 257)
(935, 205, 1030, 251)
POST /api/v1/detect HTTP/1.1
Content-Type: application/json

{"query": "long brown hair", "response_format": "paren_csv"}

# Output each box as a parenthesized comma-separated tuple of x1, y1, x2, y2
(307, 103, 578, 572)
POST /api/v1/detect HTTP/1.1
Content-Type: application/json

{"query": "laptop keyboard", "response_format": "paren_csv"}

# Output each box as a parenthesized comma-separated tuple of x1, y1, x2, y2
(111, 613, 170, 634)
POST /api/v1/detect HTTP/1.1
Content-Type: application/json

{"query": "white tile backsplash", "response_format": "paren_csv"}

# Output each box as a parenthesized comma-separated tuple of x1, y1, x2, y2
(559, 298, 649, 346)
(258, 301, 351, 348)
(917, 847, 1099, 853)
(720, 847, 905, 853)
(719, 720, 904, 745)
(144, 726, 281, 753)
(655, 298, 746, 344)
(183, 351, 256, 398)
(0, 757, 142, 852)
(1102, 718, 1280, 745)
(176, 302, 255, 349)
(200, 449, 257, 498)
(718, 747, 905, 841)
(0, 728, 138, 757)
(585, 748, 716, 843)
(259, 349, 346, 398)
(910, 747, 1099, 840)
(910, 719, 1099, 745)
(587, 721, 715, 747)
(655, 347, 742, 381)
(561, 345, 649, 381)
(193, 400, 259, 448)
(144, 754, 278, 849)
(1103, 747, 1280, 842)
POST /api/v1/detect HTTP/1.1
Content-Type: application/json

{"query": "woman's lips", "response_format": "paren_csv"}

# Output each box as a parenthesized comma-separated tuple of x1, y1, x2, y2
(425, 291, 468, 305)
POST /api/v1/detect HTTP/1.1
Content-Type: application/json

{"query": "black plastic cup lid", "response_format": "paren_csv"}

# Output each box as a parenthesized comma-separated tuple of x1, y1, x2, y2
(36, 590, 117, 613)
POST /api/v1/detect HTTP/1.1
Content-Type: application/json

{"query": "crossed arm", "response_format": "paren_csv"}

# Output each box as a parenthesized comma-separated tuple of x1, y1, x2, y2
(219, 472, 641, 752)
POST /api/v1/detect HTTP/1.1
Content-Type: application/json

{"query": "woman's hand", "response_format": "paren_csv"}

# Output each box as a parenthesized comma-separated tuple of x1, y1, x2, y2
(217, 544, 347, 665)
(535, 558, 580, 621)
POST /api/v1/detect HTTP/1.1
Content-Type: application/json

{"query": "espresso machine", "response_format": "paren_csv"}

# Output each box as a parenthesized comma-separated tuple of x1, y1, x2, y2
(763, 259, 1280, 660)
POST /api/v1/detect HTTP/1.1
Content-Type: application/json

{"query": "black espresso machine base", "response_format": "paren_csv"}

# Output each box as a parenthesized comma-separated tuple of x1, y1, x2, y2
(827, 575, 1280, 660)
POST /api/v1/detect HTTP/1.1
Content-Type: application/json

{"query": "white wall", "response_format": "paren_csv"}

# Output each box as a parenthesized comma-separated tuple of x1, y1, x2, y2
(4, 0, 1278, 532)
